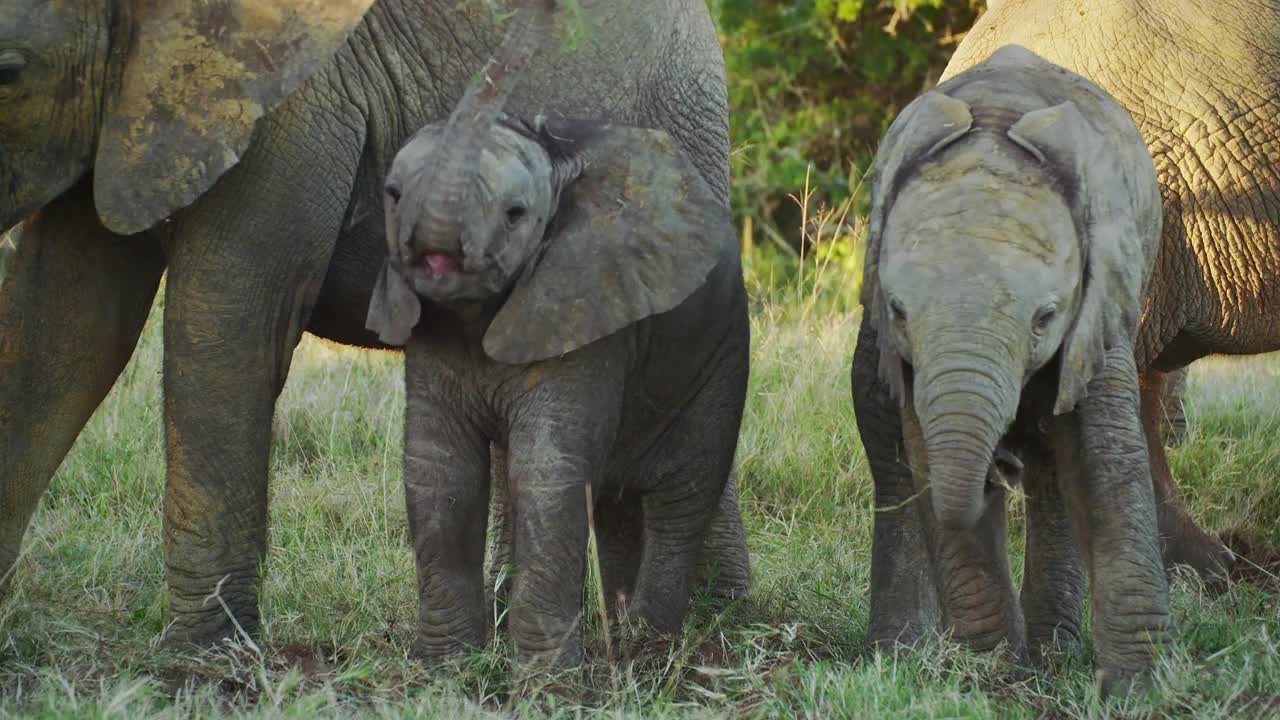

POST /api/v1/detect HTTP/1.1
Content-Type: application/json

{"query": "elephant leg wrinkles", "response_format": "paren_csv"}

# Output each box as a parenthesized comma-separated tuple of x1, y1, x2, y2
(158, 89, 365, 645)
(852, 320, 942, 648)
(1055, 349, 1171, 695)
(0, 181, 164, 599)
(626, 370, 743, 636)
(1019, 441, 1086, 664)
(1140, 369, 1234, 581)
(901, 404, 1025, 658)
(403, 368, 491, 657)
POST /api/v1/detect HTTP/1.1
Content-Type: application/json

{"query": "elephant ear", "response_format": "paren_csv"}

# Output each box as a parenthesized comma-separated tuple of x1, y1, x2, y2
(366, 264, 421, 347)
(1007, 101, 1159, 414)
(94, 0, 375, 235)
(482, 123, 730, 364)
(861, 91, 973, 405)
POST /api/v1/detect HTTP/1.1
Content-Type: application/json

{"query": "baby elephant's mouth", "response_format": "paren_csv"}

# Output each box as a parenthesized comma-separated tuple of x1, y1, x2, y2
(417, 252, 464, 279)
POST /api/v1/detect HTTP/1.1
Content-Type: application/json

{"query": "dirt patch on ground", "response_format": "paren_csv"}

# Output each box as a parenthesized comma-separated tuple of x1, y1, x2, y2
(1220, 530, 1280, 594)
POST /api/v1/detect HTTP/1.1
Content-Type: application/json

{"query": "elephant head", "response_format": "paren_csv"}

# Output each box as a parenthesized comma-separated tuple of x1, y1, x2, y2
(0, 0, 374, 235)
(861, 47, 1154, 530)
(366, 2, 729, 361)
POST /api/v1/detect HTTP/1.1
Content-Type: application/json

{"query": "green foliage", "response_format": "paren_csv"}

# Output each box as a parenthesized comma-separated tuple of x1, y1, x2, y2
(718, 0, 985, 247)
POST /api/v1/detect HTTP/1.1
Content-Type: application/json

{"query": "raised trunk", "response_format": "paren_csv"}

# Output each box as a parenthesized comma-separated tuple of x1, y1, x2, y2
(914, 349, 1020, 530)
(412, 1, 558, 256)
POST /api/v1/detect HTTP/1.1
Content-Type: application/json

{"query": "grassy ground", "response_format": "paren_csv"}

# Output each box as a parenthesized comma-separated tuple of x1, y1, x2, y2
(2, 250, 1279, 718)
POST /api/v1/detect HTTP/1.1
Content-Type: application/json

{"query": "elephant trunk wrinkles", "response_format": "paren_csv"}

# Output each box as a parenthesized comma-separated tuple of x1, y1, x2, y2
(414, 2, 558, 258)
(915, 348, 1019, 531)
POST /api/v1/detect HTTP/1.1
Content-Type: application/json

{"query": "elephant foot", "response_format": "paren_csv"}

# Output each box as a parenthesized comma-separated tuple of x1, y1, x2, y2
(1025, 621, 1083, 669)
(867, 609, 941, 652)
(695, 556, 752, 601)
(695, 477, 753, 601)
(1096, 664, 1154, 700)
(161, 609, 260, 650)
(411, 636, 477, 662)
(1160, 516, 1234, 585)
(161, 573, 263, 649)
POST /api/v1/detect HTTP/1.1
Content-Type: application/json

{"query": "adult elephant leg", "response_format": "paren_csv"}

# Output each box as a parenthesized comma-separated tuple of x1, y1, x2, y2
(852, 320, 941, 647)
(1158, 366, 1190, 448)
(159, 99, 363, 644)
(0, 181, 164, 598)
(1140, 369, 1233, 581)
(695, 471, 752, 599)
(1019, 444, 1086, 665)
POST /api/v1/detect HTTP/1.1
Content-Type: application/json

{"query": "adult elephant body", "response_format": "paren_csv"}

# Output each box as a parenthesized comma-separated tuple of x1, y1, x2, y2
(0, 0, 749, 645)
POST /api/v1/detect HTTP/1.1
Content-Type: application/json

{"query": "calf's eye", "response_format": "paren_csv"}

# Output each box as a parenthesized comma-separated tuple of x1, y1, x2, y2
(1032, 305, 1058, 335)
(506, 205, 527, 226)
(0, 50, 26, 86)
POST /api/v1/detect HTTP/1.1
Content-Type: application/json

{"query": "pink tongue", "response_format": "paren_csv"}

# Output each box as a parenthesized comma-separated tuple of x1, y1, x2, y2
(423, 254, 462, 278)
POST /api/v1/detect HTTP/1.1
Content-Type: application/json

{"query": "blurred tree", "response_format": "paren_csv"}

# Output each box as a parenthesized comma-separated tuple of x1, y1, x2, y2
(717, 0, 985, 250)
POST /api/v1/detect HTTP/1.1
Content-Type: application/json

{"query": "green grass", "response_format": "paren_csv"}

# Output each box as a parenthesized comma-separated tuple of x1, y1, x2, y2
(2, 244, 1279, 718)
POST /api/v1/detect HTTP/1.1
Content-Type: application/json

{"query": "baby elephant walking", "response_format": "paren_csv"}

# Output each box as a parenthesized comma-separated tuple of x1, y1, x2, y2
(852, 45, 1169, 693)
(366, 78, 748, 675)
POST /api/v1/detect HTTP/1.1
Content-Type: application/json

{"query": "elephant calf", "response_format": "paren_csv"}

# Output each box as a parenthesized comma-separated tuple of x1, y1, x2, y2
(852, 45, 1170, 693)
(363, 9, 748, 671)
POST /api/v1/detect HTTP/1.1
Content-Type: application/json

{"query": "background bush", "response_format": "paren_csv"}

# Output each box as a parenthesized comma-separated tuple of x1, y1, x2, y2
(717, 0, 985, 266)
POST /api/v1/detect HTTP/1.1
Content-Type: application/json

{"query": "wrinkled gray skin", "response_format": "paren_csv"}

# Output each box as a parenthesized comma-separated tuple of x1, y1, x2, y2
(0, 0, 750, 647)
(941, 0, 1279, 587)
(853, 45, 1169, 693)
(373, 115, 749, 671)
(364, 4, 748, 671)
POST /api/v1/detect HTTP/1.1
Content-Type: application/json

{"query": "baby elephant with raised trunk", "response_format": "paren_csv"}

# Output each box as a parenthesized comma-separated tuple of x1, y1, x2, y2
(367, 111, 748, 672)
(852, 45, 1170, 693)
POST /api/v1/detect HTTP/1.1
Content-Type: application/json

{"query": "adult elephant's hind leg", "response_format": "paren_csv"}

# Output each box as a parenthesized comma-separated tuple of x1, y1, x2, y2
(1141, 369, 1233, 582)
(0, 182, 164, 600)
(159, 103, 362, 645)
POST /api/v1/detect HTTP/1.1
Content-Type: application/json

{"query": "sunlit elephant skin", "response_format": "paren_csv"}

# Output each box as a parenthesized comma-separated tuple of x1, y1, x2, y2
(0, 0, 751, 647)
(852, 45, 1170, 694)
(940, 0, 1276, 586)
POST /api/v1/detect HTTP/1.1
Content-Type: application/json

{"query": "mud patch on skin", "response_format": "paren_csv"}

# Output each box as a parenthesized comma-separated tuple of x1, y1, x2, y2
(1219, 529, 1280, 594)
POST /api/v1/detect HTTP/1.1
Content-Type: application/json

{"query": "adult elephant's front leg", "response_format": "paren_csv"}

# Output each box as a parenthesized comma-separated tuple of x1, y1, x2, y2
(851, 321, 941, 647)
(1057, 349, 1171, 695)
(158, 104, 363, 644)
(0, 181, 164, 598)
